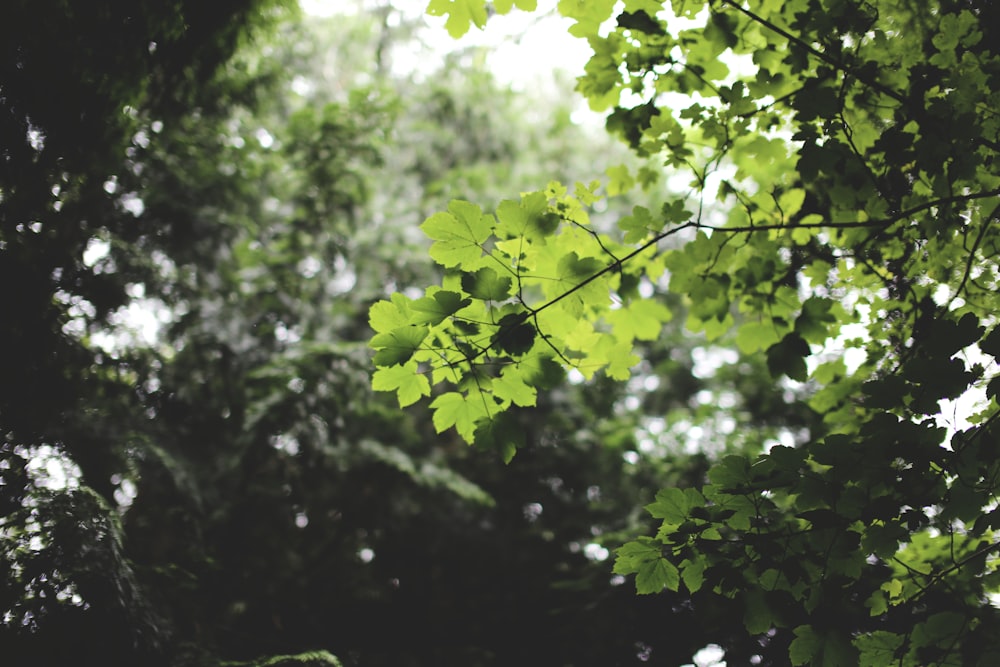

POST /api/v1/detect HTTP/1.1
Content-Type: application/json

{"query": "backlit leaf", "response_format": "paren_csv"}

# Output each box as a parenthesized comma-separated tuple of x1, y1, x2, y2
(646, 487, 688, 524)
(491, 366, 536, 407)
(368, 293, 412, 333)
(370, 326, 428, 366)
(461, 267, 513, 301)
(421, 200, 493, 269)
(409, 290, 471, 326)
(372, 361, 430, 407)
(430, 391, 488, 442)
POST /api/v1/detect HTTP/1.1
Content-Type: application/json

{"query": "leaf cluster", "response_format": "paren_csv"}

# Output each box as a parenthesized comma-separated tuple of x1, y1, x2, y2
(376, 0, 1000, 663)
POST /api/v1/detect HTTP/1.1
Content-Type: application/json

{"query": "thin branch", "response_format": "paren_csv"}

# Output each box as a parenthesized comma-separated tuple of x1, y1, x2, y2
(904, 539, 1000, 604)
(422, 187, 1000, 372)
(951, 200, 1000, 308)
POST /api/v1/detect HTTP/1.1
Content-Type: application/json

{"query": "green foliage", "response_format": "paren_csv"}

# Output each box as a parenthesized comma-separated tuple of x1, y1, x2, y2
(427, 0, 537, 37)
(373, 0, 1000, 663)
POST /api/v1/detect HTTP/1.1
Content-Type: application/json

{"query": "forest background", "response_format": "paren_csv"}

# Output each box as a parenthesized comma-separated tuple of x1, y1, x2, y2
(3, 1, 1000, 666)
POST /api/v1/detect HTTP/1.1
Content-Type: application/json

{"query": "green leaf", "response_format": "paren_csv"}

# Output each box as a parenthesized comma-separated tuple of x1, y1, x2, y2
(864, 590, 888, 617)
(473, 412, 525, 463)
(635, 556, 679, 594)
(615, 538, 679, 594)
(790, 626, 858, 667)
(981, 325, 1000, 358)
(430, 391, 488, 442)
(368, 293, 412, 333)
(680, 558, 706, 594)
(596, 336, 640, 380)
(881, 579, 903, 600)
(372, 361, 430, 407)
(794, 297, 836, 344)
(607, 298, 672, 341)
(605, 164, 634, 196)
(661, 198, 693, 224)
(744, 589, 774, 634)
(861, 522, 906, 560)
(911, 611, 965, 650)
(421, 200, 493, 269)
(518, 353, 565, 389)
(370, 326, 429, 366)
(409, 290, 471, 326)
(924, 312, 983, 358)
(491, 313, 536, 355)
(736, 319, 782, 354)
(789, 626, 819, 666)
(988, 375, 1000, 401)
(557, 0, 617, 38)
(557, 251, 605, 284)
(854, 631, 905, 667)
(495, 192, 558, 241)
(613, 538, 661, 573)
(426, 0, 489, 37)
(493, 0, 537, 12)
(491, 366, 536, 407)
(708, 455, 751, 489)
(462, 267, 513, 301)
(766, 332, 810, 381)
(645, 487, 688, 523)
(618, 205, 655, 243)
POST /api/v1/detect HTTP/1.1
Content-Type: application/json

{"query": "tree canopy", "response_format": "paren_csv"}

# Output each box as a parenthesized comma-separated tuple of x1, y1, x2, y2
(371, 0, 1000, 664)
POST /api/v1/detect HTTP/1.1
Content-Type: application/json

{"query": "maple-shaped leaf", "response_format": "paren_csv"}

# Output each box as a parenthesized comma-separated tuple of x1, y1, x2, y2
(595, 336, 639, 380)
(491, 366, 536, 407)
(421, 200, 493, 269)
(563, 319, 602, 355)
(462, 267, 513, 301)
(613, 538, 661, 573)
(370, 326, 428, 366)
(789, 626, 858, 667)
(409, 290, 471, 326)
(473, 412, 525, 463)
(372, 361, 430, 407)
(618, 205, 655, 243)
(518, 353, 565, 389)
(368, 293, 412, 334)
(606, 163, 635, 196)
(495, 191, 558, 241)
(636, 557, 679, 594)
(607, 298, 672, 341)
(645, 487, 688, 524)
(680, 558, 706, 594)
(613, 538, 678, 594)
(491, 312, 536, 356)
(794, 297, 836, 344)
(558, 251, 605, 284)
(736, 319, 783, 354)
(981, 325, 1000, 358)
(426, 0, 488, 37)
(430, 391, 488, 442)
(662, 198, 693, 224)
(766, 332, 810, 381)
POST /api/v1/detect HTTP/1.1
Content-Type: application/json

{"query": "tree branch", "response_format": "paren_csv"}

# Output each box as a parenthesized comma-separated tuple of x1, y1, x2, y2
(422, 186, 1000, 375)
